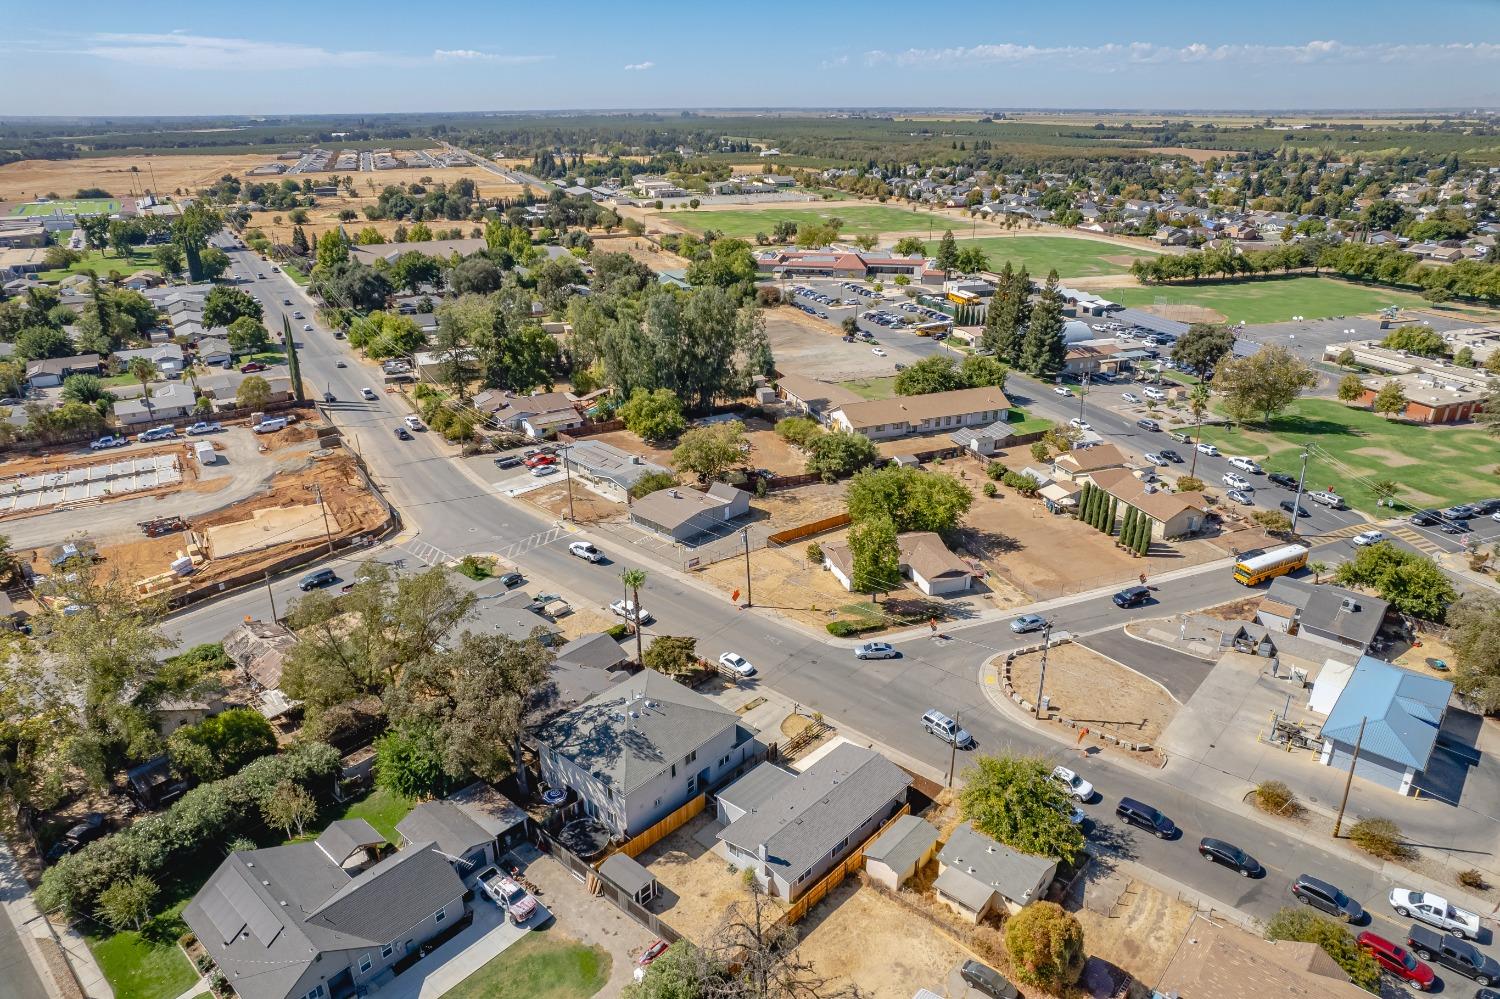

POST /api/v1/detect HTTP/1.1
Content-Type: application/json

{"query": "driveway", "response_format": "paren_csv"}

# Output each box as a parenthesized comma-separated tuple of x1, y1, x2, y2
(1076, 628, 1214, 702)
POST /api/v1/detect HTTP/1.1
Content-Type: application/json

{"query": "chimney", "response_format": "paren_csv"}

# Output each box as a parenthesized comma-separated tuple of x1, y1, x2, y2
(758, 843, 767, 862)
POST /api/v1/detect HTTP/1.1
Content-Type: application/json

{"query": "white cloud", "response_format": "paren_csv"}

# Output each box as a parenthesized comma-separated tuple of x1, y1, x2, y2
(433, 49, 549, 64)
(623, 60, 655, 71)
(864, 39, 1500, 69)
(66, 32, 548, 71)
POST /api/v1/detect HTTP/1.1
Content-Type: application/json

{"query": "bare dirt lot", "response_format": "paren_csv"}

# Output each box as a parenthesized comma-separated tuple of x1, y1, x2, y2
(700, 541, 855, 629)
(590, 234, 690, 272)
(765, 309, 898, 381)
(1072, 878, 1195, 992)
(524, 481, 624, 524)
(1008, 643, 1179, 745)
(638, 814, 785, 945)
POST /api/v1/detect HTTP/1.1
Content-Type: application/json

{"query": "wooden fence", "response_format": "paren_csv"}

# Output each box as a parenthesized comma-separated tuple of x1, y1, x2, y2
(778, 802, 911, 926)
(616, 794, 707, 860)
(767, 512, 851, 546)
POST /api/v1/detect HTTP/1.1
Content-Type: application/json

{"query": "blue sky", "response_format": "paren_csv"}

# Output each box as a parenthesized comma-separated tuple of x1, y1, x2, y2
(4, 0, 1500, 115)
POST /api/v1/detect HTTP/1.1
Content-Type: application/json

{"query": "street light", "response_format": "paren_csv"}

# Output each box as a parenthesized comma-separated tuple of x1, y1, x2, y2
(1034, 621, 1054, 718)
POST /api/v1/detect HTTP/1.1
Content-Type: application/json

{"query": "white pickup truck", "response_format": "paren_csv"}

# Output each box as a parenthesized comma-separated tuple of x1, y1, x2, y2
(1389, 888, 1482, 939)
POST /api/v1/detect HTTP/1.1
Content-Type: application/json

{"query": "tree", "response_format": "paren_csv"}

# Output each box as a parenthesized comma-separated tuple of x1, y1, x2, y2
(315, 229, 350, 272)
(227, 316, 270, 356)
(704, 875, 856, 999)
(954, 245, 989, 274)
(892, 236, 926, 256)
(167, 708, 277, 782)
(290, 225, 310, 257)
(959, 354, 1008, 390)
(202, 286, 263, 329)
(980, 262, 1030, 364)
(1004, 902, 1086, 994)
(935, 230, 960, 275)
(198, 246, 231, 281)
(152, 243, 183, 277)
(847, 464, 972, 535)
(1481, 385, 1500, 438)
(643, 635, 699, 676)
(1018, 270, 1067, 378)
(96, 875, 158, 933)
(127, 356, 157, 416)
(629, 471, 678, 499)
(1337, 373, 1366, 403)
(1252, 509, 1293, 535)
(14, 325, 74, 362)
(1171, 323, 1237, 377)
(672, 421, 746, 481)
(1372, 380, 1408, 419)
(390, 252, 441, 295)
(624, 940, 707, 999)
(172, 202, 222, 281)
(621, 388, 687, 442)
(1214, 346, 1316, 425)
(236, 374, 272, 411)
(1333, 543, 1457, 621)
(1381, 324, 1447, 357)
(1448, 594, 1500, 713)
(686, 238, 757, 290)
(60, 374, 110, 406)
(774, 416, 821, 447)
(621, 569, 647, 665)
(261, 779, 318, 838)
(1308, 560, 1328, 584)
(448, 256, 504, 295)
(894, 356, 965, 395)
(847, 514, 900, 600)
(803, 431, 878, 480)
(375, 725, 449, 799)
(959, 755, 1087, 863)
(1265, 908, 1381, 992)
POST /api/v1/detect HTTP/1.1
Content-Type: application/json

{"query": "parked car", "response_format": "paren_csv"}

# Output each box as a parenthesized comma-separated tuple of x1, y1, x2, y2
(1010, 614, 1047, 634)
(1157, 449, 1183, 463)
(854, 641, 898, 660)
(1472, 498, 1500, 516)
(1280, 499, 1311, 518)
(90, 435, 128, 450)
(1222, 472, 1252, 491)
(1198, 837, 1261, 876)
(137, 425, 178, 442)
(609, 599, 652, 624)
(922, 709, 973, 749)
(568, 541, 604, 562)
(1121, 392, 1142, 404)
(1069, 417, 1092, 431)
(298, 568, 337, 591)
(1143, 452, 1168, 467)
(871, 347, 887, 356)
(1226, 489, 1254, 506)
(1357, 932, 1434, 991)
(719, 652, 756, 677)
(239, 361, 267, 373)
(403, 415, 423, 431)
(1144, 387, 1167, 401)
(1405, 924, 1499, 985)
(525, 453, 557, 468)
(633, 939, 670, 982)
(1267, 472, 1298, 489)
(1168, 430, 1193, 444)
(1409, 510, 1441, 527)
(497, 571, 524, 588)
(1444, 504, 1478, 521)
(495, 455, 522, 469)
(44, 813, 107, 864)
(958, 960, 1018, 999)
(1308, 490, 1346, 510)
(1352, 530, 1386, 547)
(477, 867, 538, 925)
(1051, 766, 1094, 802)
(1053, 385, 1073, 396)
(1196, 442, 1220, 456)
(1115, 797, 1176, 839)
(530, 464, 558, 477)
(1390, 889, 1481, 938)
(1227, 456, 1263, 474)
(1112, 585, 1151, 608)
(1290, 873, 1365, 922)
(185, 421, 222, 435)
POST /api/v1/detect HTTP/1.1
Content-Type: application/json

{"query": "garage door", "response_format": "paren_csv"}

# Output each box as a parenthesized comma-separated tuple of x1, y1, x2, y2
(1327, 745, 1404, 792)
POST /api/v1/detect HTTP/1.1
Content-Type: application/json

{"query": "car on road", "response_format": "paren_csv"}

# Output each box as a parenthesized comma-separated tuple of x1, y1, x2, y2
(1352, 530, 1386, 547)
(1157, 449, 1183, 463)
(361, 387, 377, 400)
(291, 311, 303, 319)
(958, 960, 1018, 999)
(1142, 452, 1168, 466)
(1405, 924, 1499, 985)
(1196, 442, 1220, 456)
(1068, 417, 1092, 431)
(1390, 889, 1480, 938)
(1222, 472, 1252, 491)
(1356, 932, 1434, 991)
(257, 272, 265, 279)
(1226, 489, 1254, 506)
(90, 435, 128, 450)
(497, 571, 524, 588)
(568, 541, 604, 563)
(1051, 766, 1094, 802)
(335, 359, 347, 367)
(1112, 585, 1151, 608)
(871, 347, 887, 356)
(1198, 837, 1261, 876)
(1115, 797, 1176, 839)
(1053, 385, 1073, 396)
(1290, 873, 1365, 922)
(394, 426, 412, 440)
(1280, 499, 1310, 518)
(137, 425, 178, 442)
(1121, 392, 1141, 404)
(282, 297, 292, 306)
(922, 709, 973, 749)
(1168, 430, 1193, 444)
(239, 361, 267, 373)
(718, 652, 756, 677)
(1010, 614, 1047, 634)
(323, 392, 336, 403)
(1135, 418, 1162, 433)
(610, 599, 652, 624)
(403, 415, 423, 431)
(44, 813, 108, 864)
(530, 464, 558, 477)
(854, 642, 898, 660)
(1268, 472, 1298, 489)
(298, 568, 338, 591)
(302, 323, 313, 332)
(1228, 456, 1263, 474)
(185, 421, 222, 435)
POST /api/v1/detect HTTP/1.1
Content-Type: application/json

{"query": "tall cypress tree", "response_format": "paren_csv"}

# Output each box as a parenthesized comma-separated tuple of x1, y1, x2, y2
(1136, 516, 1153, 555)
(1121, 506, 1138, 546)
(1105, 496, 1118, 535)
(1077, 481, 1093, 521)
(282, 315, 305, 403)
(1019, 269, 1068, 379)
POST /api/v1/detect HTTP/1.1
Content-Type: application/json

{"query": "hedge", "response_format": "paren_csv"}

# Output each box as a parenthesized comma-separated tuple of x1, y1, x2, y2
(827, 619, 884, 637)
(37, 742, 342, 918)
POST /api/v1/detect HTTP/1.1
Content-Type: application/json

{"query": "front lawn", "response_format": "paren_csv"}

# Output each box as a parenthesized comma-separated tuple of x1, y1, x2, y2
(1006, 407, 1054, 436)
(441, 930, 610, 999)
(86, 894, 199, 999)
(839, 376, 896, 400)
(1194, 398, 1499, 513)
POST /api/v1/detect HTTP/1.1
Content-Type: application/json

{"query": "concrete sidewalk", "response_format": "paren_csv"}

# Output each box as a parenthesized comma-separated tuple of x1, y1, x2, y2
(0, 842, 109, 999)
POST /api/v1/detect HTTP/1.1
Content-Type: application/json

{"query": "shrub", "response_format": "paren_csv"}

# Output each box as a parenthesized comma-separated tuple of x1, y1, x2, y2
(1002, 470, 1040, 496)
(806, 542, 823, 564)
(1004, 901, 1085, 993)
(629, 471, 678, 499)
(775, 416, 821, 447)
(1349, 817, 1410, 860)
(1252, 780, 1299, 816)
(1459, 868, 1489, 890)
(827, 619, 883, 637)
(456, 555, 492, 580)
(1029, 441, 1051, 462)
(1265, 907, 1381, 991)
(1176, 476, 1205, 492)
(606, 623, 631, 640)
(167, 709, 278, 783)
(986, 461, 1005, 480)
(983, 482, 998, 498)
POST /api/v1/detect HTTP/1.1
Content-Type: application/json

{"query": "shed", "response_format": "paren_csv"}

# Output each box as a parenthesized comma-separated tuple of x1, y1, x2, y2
(863, 814, 940, 890)
(598, 852, 659, 904)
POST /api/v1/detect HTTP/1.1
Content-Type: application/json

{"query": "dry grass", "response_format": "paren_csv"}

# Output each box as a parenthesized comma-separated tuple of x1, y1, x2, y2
(1008, 643, 1179, 744)
(699, 541, 856, 630)
(637, 815, 785, 946)
(523, 482, 623, 524)
(1072, 880, 1195, 990)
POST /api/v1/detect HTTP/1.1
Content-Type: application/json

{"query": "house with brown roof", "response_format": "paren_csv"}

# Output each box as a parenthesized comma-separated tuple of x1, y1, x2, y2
(828, 387, 1011, 441)
(775, 374, 862, 420)
(1154, 914, 1371, 998)
(1089, 467, 1209, 541)
(1049, 443, 1133, 483)
(822, 531, 974, 596)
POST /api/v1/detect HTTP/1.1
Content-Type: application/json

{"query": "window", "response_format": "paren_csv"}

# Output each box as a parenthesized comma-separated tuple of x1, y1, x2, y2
(381, 943, 394, 959)
(832, 836, 849, 856)
(654, 797, 662, 807)
(684, 750, 697, 765)
(670, 764, 676, 778)
(434, 907, 447, 924)
(358, 955, 372, 975)
(796, 870, 811, 884)
(306, 986, 326, 999)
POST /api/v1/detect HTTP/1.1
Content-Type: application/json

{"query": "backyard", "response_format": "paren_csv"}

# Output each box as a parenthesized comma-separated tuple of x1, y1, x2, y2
(440, 930, 610, 999)
(1194, 398, 1499, 512)
(935, 235, 1158, 278)
(1107, 275, 1429, 325)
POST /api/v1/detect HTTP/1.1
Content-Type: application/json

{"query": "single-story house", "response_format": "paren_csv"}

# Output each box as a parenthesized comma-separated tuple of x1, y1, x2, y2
(1154, 913, 1373, 999)
(25, 354, 101, 389)
(863, 814, 941, 891)
(562, 439, 672, 500)
(822, 531, 974, 597)
(412, 349, 480, 384)
(1064, 343, 1129, 377)
(475, 390, 585, 439)
(197, 337, 233, 367)
(395, 800, 497, 883)
(1256, 578, 1390, 655)
(1318, 656, 1453, 795)
(716, 743, 910, 901)
(630, 482, 750, 543)
(183, 822, 467, 999)
(828, 386, 1011, 440)
(113, 381, 196, 425)
(1089, 467, 1209, 541)
(1050, 443, 1132, 484)
(222, 618, 298, 690)
(350, 238, 486, 265)
(531, 669, 759, 838)
(115, 343, 187, 377)
(554, 632, 633, 672)
(775, 373, 862, 421)
(934, 822, 1057, 922)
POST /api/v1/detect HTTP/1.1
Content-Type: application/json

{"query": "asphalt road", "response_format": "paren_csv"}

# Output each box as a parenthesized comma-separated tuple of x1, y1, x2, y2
(149, 247, 1500, 972)
(1076, 629, 1215, 702)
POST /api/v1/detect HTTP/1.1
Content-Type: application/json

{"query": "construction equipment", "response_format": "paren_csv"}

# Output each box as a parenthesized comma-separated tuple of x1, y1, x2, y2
(138, 516, 186, 537)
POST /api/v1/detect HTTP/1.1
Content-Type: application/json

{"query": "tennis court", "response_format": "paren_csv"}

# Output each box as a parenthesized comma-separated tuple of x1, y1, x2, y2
(11, 198, 119, 216)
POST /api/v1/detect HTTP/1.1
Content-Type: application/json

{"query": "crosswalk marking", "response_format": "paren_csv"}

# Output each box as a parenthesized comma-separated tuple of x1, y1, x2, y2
(1387, 525, 1442, 555)
(403, 540, 451, 566)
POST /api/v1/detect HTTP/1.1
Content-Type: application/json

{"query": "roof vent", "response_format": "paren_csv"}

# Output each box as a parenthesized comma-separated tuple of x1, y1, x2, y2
(262, 880, 270, 886)
(1341, 597, 1359, 613)
(246, 861, 254, 867)
(279, 900, 288, 907)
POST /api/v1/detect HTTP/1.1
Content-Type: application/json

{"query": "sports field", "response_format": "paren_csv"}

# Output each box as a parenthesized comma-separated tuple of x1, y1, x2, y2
(1109, 276, 1428, 325)
(938, 236, 1157, 278)
(659, 204, 935, 239)
(1194, 398, 1497, 513)
(39, 247, 156, 281)
(11, 198, 119, 216)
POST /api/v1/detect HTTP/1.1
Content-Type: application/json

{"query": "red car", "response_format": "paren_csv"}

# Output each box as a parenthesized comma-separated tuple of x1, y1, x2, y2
(524, 453, 557, 468)
(1358, 931, 1434, 991)
(636, 939, 669, 968)
(240, 361, 267, 373)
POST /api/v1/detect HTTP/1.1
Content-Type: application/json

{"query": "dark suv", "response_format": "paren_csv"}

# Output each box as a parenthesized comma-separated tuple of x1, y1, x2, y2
(1116, 797, 1176, 839)
(958, 961, 1018, 999)
(1290, 874, 1364, 922)
(1113, 585, 1150, 608)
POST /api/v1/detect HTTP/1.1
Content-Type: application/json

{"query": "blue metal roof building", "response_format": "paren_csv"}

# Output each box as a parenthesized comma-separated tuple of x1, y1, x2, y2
(1320, 656, 1453, 795)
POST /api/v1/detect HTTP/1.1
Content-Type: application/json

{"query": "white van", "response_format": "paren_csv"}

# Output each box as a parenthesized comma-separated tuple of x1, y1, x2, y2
(253, 417, 288, 434)
(1308, 490, 1346, 510)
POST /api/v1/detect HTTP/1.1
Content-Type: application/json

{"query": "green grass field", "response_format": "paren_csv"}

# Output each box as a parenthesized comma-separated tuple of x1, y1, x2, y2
(325, 786, 413, 844)
(839, 375, 897, 400)
(12, 199, 119, 216)
(39, 247, 157, 281)
(1108, 276, 1429, 325)
(937, 236, 1157, 278)
(661, 204, 936, 239)
(442, 931, 610, 999)
(1194, 398, 1498, 513)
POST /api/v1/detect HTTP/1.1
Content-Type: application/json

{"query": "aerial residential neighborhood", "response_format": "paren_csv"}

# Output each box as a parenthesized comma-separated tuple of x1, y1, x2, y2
(3, 7, 1500, 999)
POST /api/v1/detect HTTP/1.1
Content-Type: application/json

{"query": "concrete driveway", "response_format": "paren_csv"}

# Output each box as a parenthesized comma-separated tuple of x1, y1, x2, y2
(1076, 628, 1215, 702)
(375, 898, 535, 999)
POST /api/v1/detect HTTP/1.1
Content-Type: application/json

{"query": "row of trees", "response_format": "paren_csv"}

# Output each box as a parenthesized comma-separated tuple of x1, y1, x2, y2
(979, 265, 1068, 379)
(892, 353, 1008, 397)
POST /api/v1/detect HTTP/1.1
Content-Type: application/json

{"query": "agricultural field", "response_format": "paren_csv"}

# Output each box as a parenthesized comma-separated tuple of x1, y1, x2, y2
(1108, 276, 1429, 325)
(11, 197, 118, 215)
(1195, 398, 1499, 513)
(657, 204, 934, 239)
(937, 235, 1158, 278)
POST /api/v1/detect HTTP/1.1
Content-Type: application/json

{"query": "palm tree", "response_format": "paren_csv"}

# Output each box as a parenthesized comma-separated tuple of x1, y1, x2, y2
(127, 357, 157, 419)
(1309, 560, 1328, 584)
(1186, 381, 1211, 480)
(621, 568, 647, 665)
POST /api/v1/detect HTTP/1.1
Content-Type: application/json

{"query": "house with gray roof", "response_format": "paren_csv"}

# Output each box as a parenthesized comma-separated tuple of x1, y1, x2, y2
(395, 801, 496, 882)
(114, 343, 186, 377)
(532, 669, 758, 837)
(183, 821, 467, 999)
(629, 482, 750, 543)
(934, 822, 1057, 922)
(1258, 578, 1390, 655)
(113, 381, 196, 425)
(562, 439, 671, 500)
(715, 743, 909, 900)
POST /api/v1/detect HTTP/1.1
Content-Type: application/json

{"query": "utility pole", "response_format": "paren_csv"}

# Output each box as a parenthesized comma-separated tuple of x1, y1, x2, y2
(1290, 446, 1311, 540)
(739, 529, 754, 608)
(264, 571, 278, 623)
(946, 710, 961, 788)
(311, 483, 335, 554)
(1078, 373, 1090, 424)
(560, 444, 576, 522)
(1034, 622, 1053, 718)
(1332, 716, 1367, 838)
